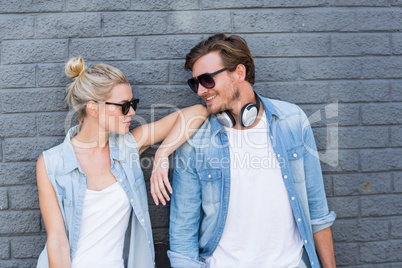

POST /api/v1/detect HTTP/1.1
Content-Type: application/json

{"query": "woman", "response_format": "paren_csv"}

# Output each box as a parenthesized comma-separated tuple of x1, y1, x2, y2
(36, 57, 207, 268)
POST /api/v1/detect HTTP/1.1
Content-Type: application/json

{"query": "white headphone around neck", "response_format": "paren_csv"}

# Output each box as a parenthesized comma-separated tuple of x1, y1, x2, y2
(216, 92, 261, 128)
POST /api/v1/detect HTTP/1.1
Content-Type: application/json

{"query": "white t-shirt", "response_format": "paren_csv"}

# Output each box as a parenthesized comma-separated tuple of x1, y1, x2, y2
(72, 182, 131, 268)
(205, 113, 303, 268)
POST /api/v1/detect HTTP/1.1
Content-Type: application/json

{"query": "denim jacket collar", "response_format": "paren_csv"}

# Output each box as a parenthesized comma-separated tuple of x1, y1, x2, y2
(260, 95, 281, 123)
(62, 126, 81, 175)
(62, 126, 125, 175)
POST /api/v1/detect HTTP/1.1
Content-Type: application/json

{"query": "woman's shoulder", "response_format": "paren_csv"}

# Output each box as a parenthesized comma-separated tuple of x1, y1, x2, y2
(43, 141, 65, 159)
(41, 141, 68, 173)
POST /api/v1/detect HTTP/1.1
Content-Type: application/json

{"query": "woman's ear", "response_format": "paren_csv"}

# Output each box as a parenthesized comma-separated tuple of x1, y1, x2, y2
(86, 101, 99, 118)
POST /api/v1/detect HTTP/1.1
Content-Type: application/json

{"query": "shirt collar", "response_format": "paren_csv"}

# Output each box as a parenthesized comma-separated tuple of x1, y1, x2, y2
(109, 132, 126, 162)
(259, 94, 280, 124)
(62, 125, 81, 174)
(62, 126, 125, 174)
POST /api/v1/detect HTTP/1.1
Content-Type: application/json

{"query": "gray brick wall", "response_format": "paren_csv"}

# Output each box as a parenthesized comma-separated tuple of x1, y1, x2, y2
(0, 1, 401, 267)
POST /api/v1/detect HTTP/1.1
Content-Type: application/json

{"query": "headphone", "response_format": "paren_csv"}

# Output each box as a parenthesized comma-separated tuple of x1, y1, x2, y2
(216, 92, 261, 128)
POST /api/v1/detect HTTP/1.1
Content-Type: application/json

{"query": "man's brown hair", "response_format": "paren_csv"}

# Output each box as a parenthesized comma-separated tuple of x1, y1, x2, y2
(185, 34, 255, 85)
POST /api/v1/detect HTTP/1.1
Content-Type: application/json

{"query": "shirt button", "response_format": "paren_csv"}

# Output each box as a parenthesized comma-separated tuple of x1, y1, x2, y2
(277, 154, 280, 158)
(297, 218, 301, 222)
(148, 240, 151, 244)
(270, 136, 273, 140)
(291, 197, 295, 200)
(141, 218, 145, 223)
(305, 240, 308, 244)
(208, 174, 211, 178)
(130, 199, 134, 203)
(293, 153, 298, 158)
(119, 179, 123, 183)
(284, 175, 288, 179)
(311, 262, 314, 265)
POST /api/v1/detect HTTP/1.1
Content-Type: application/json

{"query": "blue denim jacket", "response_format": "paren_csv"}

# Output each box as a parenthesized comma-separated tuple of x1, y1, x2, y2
(168, 96, 336, 268)
(36, 126, 155, 268)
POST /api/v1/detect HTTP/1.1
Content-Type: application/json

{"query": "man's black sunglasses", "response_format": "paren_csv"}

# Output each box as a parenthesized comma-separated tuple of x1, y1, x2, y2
(96, 98, 139, 115)
(188, 68, 227, 93)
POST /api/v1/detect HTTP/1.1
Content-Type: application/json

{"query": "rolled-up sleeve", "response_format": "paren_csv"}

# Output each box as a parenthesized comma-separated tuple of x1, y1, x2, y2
(311, 211, 337, 233)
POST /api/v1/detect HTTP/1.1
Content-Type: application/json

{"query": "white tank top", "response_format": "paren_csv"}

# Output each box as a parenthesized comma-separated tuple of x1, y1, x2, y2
(72, 182, 131, 268)
(206, 113, 303, 268)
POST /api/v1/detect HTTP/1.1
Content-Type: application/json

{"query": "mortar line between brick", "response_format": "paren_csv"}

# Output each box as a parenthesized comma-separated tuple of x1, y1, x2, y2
(0, 138, 4, 163)
(230, 11, 234, 33)
(0, 41, 3, 66)
(100, 13, 104, 37)
(1, 5, 400, 15)
(134, 38, 137, 60)
(67, 38, 71, 59)
(34, 65, 38, 88)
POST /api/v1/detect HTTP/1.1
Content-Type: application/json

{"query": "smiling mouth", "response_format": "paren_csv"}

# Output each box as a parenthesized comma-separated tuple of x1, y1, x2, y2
(205, 95, 217, 102)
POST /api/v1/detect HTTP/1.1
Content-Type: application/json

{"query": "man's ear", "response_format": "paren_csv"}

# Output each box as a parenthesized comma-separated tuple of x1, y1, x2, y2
(235, 64, 247, 82)
(86, 101, 98, 117)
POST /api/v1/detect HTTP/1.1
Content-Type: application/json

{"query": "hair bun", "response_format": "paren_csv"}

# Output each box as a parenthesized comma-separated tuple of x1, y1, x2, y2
(65, 56, 86, 78)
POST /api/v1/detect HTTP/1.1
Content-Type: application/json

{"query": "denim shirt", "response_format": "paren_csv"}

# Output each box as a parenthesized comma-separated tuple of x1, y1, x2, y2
(36, 126, 155, 268)
(168, 96, 336, 268)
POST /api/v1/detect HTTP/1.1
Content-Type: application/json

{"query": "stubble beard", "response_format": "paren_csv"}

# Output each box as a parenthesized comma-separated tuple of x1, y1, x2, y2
(208, 79, 240, 115)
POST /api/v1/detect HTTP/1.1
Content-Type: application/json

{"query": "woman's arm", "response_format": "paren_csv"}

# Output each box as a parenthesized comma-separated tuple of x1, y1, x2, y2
(37, 155, 71, 268)
(131, 104, 208, 205)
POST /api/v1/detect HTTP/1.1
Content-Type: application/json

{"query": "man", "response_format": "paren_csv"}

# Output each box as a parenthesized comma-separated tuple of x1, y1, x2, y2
(168, 34, 336, 268)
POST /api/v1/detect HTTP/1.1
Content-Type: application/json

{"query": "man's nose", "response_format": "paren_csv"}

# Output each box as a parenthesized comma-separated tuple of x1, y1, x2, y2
(197, 84, 208, 96)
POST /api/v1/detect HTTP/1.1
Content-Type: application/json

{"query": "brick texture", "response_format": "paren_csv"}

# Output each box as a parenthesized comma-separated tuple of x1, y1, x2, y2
(0, 2, 400, 267)
(332, 219, 389, 242)
(0, 16, 34, 40)
(70, 37, 136, 61)
(2, 40, 68, 65)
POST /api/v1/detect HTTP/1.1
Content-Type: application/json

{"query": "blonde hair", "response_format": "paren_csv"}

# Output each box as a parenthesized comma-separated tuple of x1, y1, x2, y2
(65, 57, 130, 127)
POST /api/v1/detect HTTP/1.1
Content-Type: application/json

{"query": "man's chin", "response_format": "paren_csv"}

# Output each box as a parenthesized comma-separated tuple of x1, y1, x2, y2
(207, 106, 226, 115)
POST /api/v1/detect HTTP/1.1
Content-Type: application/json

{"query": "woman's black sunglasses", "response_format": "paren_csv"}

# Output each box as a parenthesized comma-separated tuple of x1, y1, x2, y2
(96, 98, 139, 115)
(187, 68, 227, 93)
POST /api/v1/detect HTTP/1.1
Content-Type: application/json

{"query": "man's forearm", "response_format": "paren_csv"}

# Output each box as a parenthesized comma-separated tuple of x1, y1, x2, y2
(313, 227, 336, 268)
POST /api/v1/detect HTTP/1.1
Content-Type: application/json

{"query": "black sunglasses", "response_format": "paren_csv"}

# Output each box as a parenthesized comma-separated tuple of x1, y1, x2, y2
(96, 98, 139, 115)
(188, 68, 227, 93)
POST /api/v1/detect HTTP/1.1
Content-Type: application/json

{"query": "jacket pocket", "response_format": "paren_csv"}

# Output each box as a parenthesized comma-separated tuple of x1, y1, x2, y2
(198, 169, 222, 204)
(287, 145, 305, 183)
